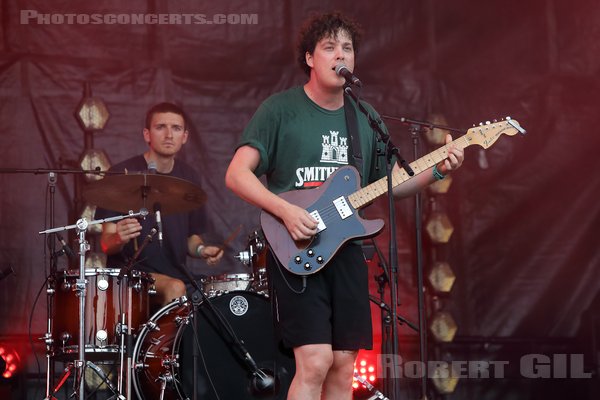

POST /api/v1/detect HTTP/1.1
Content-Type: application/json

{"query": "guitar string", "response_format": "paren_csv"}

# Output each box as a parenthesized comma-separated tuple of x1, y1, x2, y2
(311, 135, 471, 222)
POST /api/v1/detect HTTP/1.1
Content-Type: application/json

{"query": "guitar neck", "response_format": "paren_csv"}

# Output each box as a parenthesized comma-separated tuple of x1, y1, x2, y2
(348, 135, 471, 209)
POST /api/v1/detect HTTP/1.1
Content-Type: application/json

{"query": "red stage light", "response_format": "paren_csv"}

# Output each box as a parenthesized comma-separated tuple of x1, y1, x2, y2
(0, 344, 20, 380)
(352, 356, 378, 393)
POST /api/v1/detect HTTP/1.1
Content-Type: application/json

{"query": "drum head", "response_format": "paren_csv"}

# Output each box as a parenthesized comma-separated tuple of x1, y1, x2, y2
(133, 291, 295, 400)
(180, 291, 294, 399)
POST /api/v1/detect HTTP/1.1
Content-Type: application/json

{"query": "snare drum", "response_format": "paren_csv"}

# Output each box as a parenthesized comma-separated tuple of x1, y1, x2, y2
(201, 273, 254, 296)
(132, 291, 294, 400)
(52, 268, 154, 359)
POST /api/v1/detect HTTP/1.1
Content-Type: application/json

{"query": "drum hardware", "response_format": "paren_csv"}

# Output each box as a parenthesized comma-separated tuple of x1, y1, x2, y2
(353, 372, 390, 400)
(85, 361, 125, 400)
(45, 362, 74, 400)
(234, 230, 265, 266)
(158, 372, 175, 400)
(232, 229, 269, 296)
(117, 313, 130, 400)
(39, 208, 149, 400)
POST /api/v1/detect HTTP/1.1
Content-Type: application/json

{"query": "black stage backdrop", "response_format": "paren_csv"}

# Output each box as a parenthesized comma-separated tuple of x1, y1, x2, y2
(0, 1, 599, 399)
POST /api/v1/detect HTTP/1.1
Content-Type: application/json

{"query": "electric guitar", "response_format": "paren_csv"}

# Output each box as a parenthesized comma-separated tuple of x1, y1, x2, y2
(260, 118, 526, 275)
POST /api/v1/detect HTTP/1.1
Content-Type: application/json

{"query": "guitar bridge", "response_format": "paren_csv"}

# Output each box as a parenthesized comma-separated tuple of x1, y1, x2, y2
(333, 196, 353, 220)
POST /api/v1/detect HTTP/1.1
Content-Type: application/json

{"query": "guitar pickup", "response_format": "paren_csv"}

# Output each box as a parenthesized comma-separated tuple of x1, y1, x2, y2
(333, 196, 353, 220)
(309, 210, 327, 233)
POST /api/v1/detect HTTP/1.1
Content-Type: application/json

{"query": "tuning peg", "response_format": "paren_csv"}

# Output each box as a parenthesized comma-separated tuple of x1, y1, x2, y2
(485, 121, 491, 125)
(506, 116, 511, 120)
(493, 119, 498, 123)
(479, 122, 483, 126)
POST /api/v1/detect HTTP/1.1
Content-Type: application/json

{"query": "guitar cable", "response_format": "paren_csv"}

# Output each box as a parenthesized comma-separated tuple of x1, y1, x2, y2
(275, 260, 307, 295)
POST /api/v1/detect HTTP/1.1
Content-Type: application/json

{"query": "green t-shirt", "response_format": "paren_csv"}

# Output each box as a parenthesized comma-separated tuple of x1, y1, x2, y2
(239, 86, 391, 194)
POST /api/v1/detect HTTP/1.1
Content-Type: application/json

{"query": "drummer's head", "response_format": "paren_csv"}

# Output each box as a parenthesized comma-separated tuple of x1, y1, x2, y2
(145, 102, 188, 132)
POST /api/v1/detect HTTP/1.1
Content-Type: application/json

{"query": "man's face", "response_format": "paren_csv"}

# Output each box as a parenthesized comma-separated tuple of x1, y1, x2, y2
(143, 112, 188, 157)
(306, 29, 355, 89)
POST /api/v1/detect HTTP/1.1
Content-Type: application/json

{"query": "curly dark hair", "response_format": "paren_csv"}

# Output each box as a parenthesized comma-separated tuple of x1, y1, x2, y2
(296, 12, 363, 76)
(145, 102, 188, 130)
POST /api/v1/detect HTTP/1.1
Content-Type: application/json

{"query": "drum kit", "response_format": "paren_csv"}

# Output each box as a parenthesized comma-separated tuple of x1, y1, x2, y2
(39, 173, 294, 400)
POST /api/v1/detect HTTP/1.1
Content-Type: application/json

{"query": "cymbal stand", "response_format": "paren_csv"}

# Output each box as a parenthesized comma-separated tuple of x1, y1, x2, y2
(117, 312, 128, 399)
(117, 227, 156, 398)
(43, 172, 57, 400)
(39, 208, 148, 400)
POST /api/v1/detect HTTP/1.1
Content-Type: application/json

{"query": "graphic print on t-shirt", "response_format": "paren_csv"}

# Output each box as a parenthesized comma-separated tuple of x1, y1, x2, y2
(320, 130, 348, 164)
(295, 130, 349, 189)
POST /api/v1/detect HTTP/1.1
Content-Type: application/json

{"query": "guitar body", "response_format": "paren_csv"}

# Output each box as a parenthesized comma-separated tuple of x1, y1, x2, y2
(260, 165, 384, 275)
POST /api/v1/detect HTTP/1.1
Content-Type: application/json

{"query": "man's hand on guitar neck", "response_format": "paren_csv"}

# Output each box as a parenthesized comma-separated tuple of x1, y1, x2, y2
(438, 133, 464, 174)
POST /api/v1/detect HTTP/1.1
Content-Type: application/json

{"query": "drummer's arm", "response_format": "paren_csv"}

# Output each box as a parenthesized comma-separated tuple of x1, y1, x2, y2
(187, 234, 223, 265)
(100, 218, 141, 255)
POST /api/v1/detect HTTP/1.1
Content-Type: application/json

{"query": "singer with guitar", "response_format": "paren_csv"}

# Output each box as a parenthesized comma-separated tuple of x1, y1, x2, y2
(225, 12, 464, 400)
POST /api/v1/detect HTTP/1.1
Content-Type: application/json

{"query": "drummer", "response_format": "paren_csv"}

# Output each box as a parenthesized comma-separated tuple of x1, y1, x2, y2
(95, 102, 224, 306)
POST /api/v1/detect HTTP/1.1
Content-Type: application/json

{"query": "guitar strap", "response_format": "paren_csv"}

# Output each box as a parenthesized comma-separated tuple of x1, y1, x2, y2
(343, 93, 364, 181)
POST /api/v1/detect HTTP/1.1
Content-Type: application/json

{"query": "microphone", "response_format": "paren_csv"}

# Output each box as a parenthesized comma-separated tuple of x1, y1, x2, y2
(334, 63, 362, 87)
(154, 202, 163, 247)
(242, 349, 277, 395)
(249, 368, 276, 395)
(147, 160, 157, 174)
(56, 233, 76, 260)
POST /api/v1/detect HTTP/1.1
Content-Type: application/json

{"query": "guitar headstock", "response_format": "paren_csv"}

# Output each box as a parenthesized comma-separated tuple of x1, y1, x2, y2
(465, 117, 526, 149)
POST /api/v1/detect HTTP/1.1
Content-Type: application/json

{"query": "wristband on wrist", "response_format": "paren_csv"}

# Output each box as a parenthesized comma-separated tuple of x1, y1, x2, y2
(433, 164, 446, 181)
(196, 244, 205, 257)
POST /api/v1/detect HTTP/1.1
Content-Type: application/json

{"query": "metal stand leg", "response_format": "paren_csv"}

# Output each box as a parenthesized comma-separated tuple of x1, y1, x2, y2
(117, 313, 127, 396)
(44, 362, 73, 400)
(75, 219, 89, 400)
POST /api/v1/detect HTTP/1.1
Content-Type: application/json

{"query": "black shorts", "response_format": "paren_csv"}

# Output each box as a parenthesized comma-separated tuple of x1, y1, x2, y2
(267, 243, 373, 351)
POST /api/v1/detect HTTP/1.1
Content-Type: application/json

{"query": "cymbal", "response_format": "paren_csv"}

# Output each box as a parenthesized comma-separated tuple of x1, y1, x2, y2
(83, 173, 206, 215)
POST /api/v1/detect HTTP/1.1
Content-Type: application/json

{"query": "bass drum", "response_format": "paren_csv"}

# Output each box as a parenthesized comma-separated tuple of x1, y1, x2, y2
(132, 291, 295, 400)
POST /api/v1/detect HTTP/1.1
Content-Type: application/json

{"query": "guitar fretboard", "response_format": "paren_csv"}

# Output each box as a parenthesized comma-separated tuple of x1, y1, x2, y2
(348, 135, 471, 209)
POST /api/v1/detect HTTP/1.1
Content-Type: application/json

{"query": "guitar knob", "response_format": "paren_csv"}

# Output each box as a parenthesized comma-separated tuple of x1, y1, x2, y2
(316, 256, 324, 264)
(304, 262, 312, 271)
(294, 256, 302, 264)
(307, 249, 315, 257)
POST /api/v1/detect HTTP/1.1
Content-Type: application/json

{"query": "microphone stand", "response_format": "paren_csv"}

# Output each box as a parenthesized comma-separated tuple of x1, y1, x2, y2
(344, 85, 413, 400)
(381, 114, 463, 400)
(175, 262, 276, 399)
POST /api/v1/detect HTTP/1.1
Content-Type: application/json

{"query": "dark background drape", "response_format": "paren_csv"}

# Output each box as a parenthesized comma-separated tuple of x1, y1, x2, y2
(1, 0, 598, 399)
